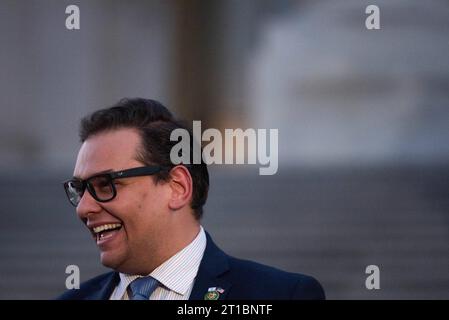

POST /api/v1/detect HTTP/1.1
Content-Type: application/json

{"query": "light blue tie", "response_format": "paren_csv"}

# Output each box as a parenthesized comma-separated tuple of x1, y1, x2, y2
(129, 276, 159, 300)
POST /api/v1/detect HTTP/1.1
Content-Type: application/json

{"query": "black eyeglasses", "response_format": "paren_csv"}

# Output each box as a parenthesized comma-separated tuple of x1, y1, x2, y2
(63, 166, 165, 207)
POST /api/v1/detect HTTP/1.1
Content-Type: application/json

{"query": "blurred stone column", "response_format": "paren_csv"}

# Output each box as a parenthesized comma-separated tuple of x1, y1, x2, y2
(173, 0, 268, 129)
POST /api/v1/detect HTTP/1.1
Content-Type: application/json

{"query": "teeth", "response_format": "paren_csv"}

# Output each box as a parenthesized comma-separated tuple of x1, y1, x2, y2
(93, 223, 122, 234)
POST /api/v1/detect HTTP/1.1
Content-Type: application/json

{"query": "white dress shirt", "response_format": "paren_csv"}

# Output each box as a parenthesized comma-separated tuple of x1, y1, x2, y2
(109, 226, 207, 300)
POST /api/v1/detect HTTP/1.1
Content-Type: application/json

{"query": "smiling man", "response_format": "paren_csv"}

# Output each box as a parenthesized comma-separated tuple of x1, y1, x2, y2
(58, 98, 325, 300)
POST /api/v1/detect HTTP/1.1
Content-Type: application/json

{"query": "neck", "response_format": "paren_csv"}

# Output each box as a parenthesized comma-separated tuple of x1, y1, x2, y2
(132, 221, 201, 276)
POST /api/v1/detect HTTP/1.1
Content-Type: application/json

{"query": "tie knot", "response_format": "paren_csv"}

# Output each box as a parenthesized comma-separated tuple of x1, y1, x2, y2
(129, 276, 159, 300)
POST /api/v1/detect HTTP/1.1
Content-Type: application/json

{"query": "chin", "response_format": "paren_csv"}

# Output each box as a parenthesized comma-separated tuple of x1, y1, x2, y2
(100, 251, 125, 270)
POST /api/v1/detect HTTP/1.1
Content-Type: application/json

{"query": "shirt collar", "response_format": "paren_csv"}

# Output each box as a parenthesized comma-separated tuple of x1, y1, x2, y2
(115, 226, 207, 298)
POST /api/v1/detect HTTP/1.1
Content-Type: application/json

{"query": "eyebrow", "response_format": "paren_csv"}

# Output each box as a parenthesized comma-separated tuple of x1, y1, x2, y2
(73, 169, 114, 180)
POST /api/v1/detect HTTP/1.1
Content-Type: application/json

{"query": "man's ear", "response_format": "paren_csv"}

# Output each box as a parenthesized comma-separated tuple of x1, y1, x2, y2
(167, 165, 193, 211)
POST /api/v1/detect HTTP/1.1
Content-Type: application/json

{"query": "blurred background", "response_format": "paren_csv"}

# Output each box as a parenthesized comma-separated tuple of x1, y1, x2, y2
(1, 0, 449, 299)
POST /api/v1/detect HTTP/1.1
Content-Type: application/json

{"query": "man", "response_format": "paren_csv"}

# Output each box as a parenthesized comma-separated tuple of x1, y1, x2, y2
(58, 98, 325, 300)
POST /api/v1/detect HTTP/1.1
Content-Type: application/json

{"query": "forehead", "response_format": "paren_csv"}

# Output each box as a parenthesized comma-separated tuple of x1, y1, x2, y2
(73, 128, 143, 179)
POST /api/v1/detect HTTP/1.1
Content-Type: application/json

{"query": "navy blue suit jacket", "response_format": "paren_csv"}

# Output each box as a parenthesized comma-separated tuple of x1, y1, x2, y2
(58, 232, 325, 300)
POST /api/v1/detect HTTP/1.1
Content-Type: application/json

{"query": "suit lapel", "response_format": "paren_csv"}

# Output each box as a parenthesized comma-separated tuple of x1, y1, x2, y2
(88, 272, 120, 300)
(189, 232, 232, 300)
(85, 232, 232, 300)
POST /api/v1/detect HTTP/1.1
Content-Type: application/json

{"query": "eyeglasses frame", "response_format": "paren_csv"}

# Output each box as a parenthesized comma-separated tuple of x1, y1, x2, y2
(63, 166, 166, 206)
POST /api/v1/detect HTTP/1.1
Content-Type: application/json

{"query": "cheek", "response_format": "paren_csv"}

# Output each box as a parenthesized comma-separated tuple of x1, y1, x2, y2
(140, 181, 169, 209)
(110, 182, 169, 228)
(141, 191, 172, 237)
(127, 184, 168, 223)
(139, 191, 167, 220)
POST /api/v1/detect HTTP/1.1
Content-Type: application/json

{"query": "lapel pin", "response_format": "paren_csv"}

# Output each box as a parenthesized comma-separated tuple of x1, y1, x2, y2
(204, 287, 224, 300)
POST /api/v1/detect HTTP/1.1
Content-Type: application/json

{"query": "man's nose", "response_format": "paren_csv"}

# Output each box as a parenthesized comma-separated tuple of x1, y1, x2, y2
(76, 189, 102, 219)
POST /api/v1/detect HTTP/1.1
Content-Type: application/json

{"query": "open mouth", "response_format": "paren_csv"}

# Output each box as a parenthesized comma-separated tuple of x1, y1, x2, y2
(92, 223, 123, 243)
